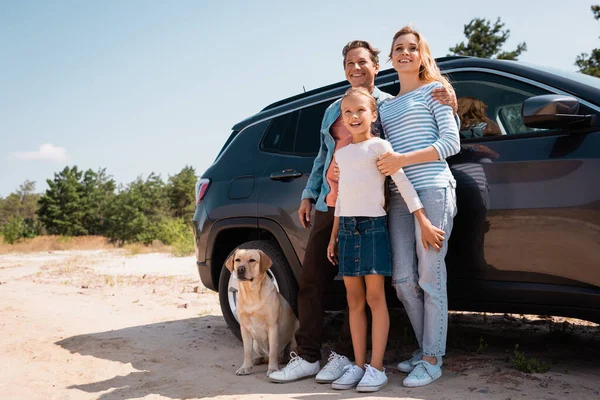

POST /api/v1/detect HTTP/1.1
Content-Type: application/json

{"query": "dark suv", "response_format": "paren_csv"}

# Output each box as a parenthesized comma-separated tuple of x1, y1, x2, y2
(193, 56, 600, 338)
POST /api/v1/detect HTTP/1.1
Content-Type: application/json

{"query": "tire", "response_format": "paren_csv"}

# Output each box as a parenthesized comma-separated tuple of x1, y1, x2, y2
(218, 240, 299, 341)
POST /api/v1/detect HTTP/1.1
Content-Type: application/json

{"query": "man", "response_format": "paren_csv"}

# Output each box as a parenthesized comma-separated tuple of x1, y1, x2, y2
(269, 40, 456, 384)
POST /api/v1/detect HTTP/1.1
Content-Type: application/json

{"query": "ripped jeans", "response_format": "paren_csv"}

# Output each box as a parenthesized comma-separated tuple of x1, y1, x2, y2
(389, 184, 457, 357)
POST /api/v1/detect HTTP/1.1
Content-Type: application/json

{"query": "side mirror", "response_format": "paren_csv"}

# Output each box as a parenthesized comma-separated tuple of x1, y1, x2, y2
(522, 95, 595, 129)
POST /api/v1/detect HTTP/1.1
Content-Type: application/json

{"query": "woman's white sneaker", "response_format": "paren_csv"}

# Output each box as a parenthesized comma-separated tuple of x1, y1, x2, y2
(356, 364, 388, 392)
(268, 352, 320, 383)
(397, 350, 423, 373)
(315, 351, 351, 383)
(402, 360, 442, 387)
(331, 364, 364, 390)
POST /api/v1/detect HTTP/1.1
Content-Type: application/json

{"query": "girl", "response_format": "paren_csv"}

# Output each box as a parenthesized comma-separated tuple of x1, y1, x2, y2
(377, 26, 461, 387)
(327, 87, 444, 392)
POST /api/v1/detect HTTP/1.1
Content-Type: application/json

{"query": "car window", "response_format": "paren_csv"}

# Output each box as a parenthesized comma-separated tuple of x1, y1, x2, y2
(294, 101, 330, 155)
(261, 101, 331, 156)
(447, 71, 557, 139)
(261, 111, 299, 153)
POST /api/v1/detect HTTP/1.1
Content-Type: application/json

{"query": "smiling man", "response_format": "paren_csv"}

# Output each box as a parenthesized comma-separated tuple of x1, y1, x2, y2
(268, 40, 456, 385)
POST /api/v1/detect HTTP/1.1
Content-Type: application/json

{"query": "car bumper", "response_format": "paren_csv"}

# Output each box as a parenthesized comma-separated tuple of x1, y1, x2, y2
(193, 202, 216, 291)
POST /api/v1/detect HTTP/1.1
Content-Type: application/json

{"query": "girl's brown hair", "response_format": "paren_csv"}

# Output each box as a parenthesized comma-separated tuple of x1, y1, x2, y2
(388, 26, 453, 93)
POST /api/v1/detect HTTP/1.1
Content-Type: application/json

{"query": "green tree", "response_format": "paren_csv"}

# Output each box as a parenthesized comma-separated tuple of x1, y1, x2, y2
(0, 181, 41, 239)
(449, 17, 527, 60)
(81, 168, 116, 235)
(37, 166, 87, 236)
(167, 165, 197, 222)
(575, 5, 600, 77)
(103, 173, 170, 245)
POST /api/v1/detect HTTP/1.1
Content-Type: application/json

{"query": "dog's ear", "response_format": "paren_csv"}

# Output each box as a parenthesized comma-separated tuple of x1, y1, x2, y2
(258, 250, 272, 274)
(225, 251, 236, 272)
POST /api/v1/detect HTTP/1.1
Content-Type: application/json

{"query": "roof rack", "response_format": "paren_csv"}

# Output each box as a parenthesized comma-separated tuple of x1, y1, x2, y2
(262, 56, 473, 111)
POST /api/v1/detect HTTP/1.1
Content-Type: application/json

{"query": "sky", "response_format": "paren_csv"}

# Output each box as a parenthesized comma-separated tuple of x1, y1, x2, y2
(1, 0, 599, 196)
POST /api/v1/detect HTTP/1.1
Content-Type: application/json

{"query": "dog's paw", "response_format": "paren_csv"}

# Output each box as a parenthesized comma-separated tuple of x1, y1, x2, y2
(235, 366, 252, 375)
(267, 368, 279, 376)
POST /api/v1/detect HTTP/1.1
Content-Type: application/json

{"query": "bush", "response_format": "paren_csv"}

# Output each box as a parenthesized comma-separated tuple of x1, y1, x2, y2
(0, 216, 41, 244)
(157, 218, 188, 245)
(172, 235, 194, 257)
(511, 344, 549, 373)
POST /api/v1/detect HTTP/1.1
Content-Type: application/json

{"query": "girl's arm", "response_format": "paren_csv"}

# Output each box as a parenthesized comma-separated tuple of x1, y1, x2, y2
(414, 209, 445, 252)
(380, 141, 446, 251)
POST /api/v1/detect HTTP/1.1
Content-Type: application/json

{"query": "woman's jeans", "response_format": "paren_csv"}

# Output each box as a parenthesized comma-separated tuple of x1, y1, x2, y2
(388, 184, 457, 357)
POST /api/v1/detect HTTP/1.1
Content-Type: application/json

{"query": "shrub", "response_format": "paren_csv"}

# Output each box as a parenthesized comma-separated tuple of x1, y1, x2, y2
(511, 344, 549, 373)
(1, 216, 27, 244)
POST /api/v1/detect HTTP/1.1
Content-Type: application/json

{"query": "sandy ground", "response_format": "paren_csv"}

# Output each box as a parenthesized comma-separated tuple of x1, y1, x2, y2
(0, 250, 599, 400)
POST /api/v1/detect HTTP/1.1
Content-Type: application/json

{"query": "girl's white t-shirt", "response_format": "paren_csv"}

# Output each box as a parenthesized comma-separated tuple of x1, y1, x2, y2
(334, 137, 423, 217)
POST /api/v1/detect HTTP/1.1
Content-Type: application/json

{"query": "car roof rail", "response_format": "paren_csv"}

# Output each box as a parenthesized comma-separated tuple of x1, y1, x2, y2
(261, 56, 475, 111)
(435, 55, 473, 63)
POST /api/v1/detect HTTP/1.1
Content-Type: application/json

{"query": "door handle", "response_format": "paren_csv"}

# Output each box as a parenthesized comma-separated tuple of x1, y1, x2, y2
(270, 169, 303, 181)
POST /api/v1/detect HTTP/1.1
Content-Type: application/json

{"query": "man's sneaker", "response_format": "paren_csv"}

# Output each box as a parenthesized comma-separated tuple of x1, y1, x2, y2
(356, 364, 388, 392)
(268, 352, 320, 383)
(315, 351, 352, 383)
(402, 360, 442, 387)
(397, 350, 443, 373)
(331, 364, 364, 390)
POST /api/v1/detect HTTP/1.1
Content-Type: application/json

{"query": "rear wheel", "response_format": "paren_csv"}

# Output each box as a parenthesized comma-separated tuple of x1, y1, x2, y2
(218, 240, 298, 340)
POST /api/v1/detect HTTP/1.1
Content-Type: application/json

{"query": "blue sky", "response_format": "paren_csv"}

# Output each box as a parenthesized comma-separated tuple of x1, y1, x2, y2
(1, 0, 598, 196)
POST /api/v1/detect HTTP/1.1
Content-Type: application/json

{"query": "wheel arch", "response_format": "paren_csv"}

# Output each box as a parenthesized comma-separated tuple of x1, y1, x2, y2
(207, 218, 302, 291)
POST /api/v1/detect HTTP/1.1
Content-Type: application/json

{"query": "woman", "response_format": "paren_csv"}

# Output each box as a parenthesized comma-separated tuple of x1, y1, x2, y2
(377, 26, 460, 387)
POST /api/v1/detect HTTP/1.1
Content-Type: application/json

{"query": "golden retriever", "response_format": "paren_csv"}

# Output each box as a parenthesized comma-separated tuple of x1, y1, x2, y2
(225, 248, 298, 376)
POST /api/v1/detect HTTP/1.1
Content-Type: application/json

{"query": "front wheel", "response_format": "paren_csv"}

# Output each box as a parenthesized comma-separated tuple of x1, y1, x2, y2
(218, 240, 298, 341)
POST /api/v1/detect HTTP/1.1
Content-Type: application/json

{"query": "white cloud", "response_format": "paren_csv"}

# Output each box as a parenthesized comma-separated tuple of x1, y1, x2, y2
(11, 144, 69, 162)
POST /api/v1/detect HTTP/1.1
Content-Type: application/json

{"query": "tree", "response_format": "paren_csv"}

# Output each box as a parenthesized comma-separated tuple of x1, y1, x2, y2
(575, 5, 600, 77)
(80, 168, 116, 235)
(449, 17, 527, 60)
(103, 173, 170, 245)
(167, 165, 197, 222)
(37, 166, 87, 236)
(0, 180, 42, 239)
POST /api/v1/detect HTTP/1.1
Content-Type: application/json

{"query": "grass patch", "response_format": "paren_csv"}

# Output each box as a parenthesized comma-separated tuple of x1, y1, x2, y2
(511, 344, 550, 373)
(0, 235, 115, 253)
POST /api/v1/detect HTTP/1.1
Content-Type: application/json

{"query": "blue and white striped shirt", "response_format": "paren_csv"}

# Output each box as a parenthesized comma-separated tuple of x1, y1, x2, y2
(380, 81, 460, 191)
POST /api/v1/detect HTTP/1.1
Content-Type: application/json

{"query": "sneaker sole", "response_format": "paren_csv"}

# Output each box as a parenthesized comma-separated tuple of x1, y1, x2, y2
(269, 373, 317, 383)
(403, 374, 441, 387)
(315, 377, 336, 384)
(331, 382, 359, 390)
(356, 379, 388, 392)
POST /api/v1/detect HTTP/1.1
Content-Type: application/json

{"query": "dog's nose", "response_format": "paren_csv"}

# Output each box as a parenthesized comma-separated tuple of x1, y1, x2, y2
(237, 266, 246, 275)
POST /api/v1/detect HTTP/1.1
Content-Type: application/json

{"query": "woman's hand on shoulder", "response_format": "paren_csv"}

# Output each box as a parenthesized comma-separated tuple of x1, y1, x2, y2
(377, 151, 405, 175)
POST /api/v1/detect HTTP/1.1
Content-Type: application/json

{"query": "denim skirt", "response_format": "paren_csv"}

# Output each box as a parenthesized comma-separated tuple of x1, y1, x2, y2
(337, 216, 392, 277)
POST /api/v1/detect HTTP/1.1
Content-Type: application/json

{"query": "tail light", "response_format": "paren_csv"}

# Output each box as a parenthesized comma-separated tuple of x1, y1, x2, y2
(196, 178, 211, 204)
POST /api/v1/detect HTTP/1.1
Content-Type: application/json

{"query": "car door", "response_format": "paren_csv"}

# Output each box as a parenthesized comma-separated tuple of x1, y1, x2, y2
(444, 69, 600, 313)
(256, 100, 332, 263)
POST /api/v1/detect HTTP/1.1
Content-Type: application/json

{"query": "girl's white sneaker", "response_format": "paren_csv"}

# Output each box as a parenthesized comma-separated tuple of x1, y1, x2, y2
(356, 364, 388, 392)
(331, 364, 364, 390)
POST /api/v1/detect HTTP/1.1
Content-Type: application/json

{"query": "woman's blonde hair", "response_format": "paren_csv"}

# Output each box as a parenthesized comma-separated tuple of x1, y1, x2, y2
(388, 26, 453, 93)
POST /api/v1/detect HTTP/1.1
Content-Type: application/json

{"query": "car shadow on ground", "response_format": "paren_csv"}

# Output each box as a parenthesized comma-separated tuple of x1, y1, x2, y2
(56, 311, 600, 400)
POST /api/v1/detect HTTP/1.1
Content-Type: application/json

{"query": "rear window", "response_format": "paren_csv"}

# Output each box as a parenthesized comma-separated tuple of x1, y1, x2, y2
(215, 130, 240, 160)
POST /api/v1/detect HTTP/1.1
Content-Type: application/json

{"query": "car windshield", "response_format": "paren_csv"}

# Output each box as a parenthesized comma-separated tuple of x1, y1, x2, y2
(520, 62, 600, 90)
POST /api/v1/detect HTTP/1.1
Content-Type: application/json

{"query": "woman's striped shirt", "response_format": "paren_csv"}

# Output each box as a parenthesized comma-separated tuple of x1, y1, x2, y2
(380, 81, 460, 191)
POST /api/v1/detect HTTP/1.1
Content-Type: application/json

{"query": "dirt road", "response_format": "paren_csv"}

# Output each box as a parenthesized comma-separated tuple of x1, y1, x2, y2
(0, 250, 598, 399)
